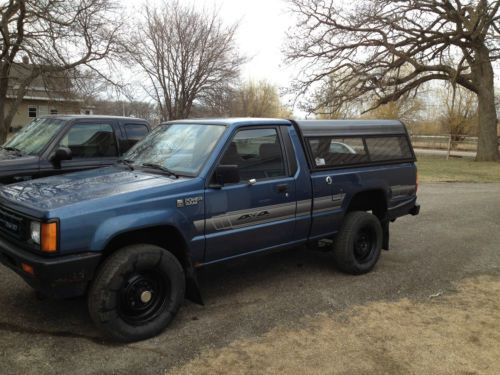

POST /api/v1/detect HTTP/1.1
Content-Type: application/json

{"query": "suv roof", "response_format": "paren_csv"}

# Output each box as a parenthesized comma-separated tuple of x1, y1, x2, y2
(40, 115, 148, 122)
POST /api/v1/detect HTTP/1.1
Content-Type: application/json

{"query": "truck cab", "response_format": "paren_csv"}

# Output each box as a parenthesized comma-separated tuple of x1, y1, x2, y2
(0, 118, 419, 341)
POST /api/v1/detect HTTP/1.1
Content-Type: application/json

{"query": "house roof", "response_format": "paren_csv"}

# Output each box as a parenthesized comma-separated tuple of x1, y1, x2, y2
(6, 62, 77, 103)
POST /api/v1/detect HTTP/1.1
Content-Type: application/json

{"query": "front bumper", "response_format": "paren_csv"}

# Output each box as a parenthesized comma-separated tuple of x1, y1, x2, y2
(0, 236, 101, 298)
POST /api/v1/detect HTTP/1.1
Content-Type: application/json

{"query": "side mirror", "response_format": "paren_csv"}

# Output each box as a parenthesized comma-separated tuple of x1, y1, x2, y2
(50, 147, 72, 167)
(213, 164, 240, 186)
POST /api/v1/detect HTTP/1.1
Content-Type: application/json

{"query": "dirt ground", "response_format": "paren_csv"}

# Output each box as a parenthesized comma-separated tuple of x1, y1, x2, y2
(0, 182, 499, 375)
(172, 274, 500, 375)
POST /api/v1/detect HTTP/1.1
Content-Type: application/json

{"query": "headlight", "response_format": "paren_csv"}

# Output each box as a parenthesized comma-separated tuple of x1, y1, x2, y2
(30, 221, 41, 244)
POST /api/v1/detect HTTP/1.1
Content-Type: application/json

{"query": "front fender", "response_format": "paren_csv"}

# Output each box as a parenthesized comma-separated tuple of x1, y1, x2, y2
(90, 208, 192, 251)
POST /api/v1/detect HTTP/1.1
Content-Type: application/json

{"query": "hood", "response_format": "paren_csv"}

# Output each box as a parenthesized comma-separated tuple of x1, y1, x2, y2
(0, 166, 186, 211)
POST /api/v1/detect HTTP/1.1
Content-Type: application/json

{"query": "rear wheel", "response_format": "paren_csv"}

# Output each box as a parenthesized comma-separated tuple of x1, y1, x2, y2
(88, 244, 185, 342)
(333, 211, 382, 274)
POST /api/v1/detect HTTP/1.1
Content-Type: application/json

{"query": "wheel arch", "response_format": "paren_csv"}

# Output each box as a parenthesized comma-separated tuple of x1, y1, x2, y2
(345, 188, 390, 250)
(345, 188, 388, 220)
(103, 226, 188, 264)
(101, 225, 203, 304)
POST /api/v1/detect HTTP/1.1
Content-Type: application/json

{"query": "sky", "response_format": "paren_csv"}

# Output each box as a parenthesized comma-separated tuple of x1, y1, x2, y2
(119, 0, 500, 118)
(197, 0, 297, 86)
(123, 0, 298, 91)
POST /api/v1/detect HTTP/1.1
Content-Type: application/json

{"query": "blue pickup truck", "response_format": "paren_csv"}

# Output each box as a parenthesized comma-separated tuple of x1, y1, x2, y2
(0, 118, 419, 341)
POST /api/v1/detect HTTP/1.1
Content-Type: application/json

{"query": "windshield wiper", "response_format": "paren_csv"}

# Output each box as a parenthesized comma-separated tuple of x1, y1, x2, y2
(2, 146, 23, 155)
(141, 162, 178, 178)
(116, 159, 135, 171)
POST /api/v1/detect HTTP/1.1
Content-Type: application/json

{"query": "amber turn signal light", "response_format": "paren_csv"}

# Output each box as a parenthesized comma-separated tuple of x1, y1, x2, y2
(41, 222, 58, 253)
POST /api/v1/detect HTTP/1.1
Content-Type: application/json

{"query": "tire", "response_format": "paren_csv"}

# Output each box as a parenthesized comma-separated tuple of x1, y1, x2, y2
(88, 244, 185, 342)
(333, 211, 383, 275)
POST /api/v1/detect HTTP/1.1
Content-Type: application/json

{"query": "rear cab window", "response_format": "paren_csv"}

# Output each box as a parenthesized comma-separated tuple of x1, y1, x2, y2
(307, 134, 414, 169)
(364, 136, 413, 162)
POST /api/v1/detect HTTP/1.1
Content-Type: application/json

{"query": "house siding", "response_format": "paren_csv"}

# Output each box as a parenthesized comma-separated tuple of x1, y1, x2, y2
(4, 63, 88, 131)
(6, 99, 82, 129)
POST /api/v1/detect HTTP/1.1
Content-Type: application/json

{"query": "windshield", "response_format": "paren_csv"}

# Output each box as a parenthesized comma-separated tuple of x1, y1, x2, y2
(124, 123, 226, 176)
(3, 118, 65, 155)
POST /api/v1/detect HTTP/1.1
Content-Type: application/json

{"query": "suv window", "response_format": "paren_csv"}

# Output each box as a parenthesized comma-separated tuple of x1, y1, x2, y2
(58, 123, 118, 158)
(125, 124, 148, 142)
(122, 123, 149, 153)
(220, 128, 286, 180)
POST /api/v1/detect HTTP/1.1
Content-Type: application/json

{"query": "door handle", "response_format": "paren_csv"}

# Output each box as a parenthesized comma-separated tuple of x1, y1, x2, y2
(276, 183, 288, 193)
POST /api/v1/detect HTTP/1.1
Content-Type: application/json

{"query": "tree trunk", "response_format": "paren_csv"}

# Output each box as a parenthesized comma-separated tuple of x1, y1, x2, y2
(0, 86, 9, 144)
(0, 104, 6, 144)
(473, 48, 499, 161)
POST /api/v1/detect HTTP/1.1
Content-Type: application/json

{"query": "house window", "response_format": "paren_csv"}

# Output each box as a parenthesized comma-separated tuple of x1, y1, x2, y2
(28, 107, 37, 118)
(50, 109, 58, 115)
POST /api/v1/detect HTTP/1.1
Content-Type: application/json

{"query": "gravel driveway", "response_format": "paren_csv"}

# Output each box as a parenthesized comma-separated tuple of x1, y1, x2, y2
(0, 182, 499, 375)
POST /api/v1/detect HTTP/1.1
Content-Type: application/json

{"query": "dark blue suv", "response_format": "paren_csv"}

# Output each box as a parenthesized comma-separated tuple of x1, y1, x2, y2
(0, 115, 150, 184)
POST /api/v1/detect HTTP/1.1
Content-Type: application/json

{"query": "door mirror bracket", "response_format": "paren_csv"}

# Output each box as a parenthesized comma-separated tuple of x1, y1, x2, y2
(212, 164, 240, 187)
(50, 147, 72, 168)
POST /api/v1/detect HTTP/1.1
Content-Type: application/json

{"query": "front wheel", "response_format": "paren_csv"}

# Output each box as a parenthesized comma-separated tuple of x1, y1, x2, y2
(88, 244, 185, 342)
(333, 211, 383, 275)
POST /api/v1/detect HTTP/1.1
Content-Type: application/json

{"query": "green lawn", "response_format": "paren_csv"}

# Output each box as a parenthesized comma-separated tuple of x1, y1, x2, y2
(416, 155, 500, 182)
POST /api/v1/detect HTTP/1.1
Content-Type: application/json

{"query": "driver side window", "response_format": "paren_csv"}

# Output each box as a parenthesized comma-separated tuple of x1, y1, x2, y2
(220, 128, 286, 181)
(58, 123, 118, 158)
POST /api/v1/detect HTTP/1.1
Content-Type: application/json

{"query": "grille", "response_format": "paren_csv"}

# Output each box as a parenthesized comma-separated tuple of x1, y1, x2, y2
(0, 207, 26, 239)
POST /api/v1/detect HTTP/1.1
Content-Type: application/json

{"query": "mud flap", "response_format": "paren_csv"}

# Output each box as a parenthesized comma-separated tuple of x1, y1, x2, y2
(382, 219, 390, 250)
(185, 266, 204, 305)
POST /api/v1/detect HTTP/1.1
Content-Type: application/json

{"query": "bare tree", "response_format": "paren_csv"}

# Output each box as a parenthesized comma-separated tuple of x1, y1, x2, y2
(71, 68, 115, 106)
(189, 86, 235, 118)
(0, 0, 123, 142)
(93, 100, 160, 125)
(365, 96, 424, 132)
(286, 0, 500, 161)
(439, 84, 478, 140)
(311, 73, 366, 119)
(127, 1, 245, 121)
(230, 80, 293, 118)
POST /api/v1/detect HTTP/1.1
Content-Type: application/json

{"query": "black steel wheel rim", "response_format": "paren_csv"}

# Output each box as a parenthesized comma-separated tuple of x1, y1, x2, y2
(118, 270, 170, 325)
(353, 225, 377, 263)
